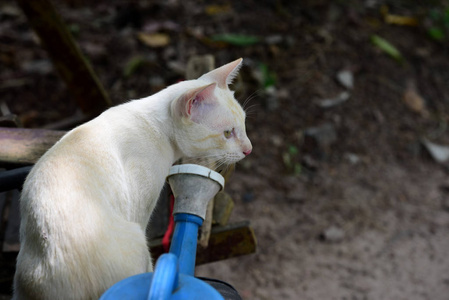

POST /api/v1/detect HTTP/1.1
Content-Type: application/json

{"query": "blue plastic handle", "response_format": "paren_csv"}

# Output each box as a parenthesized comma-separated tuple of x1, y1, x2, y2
(147, 254, 178, 300)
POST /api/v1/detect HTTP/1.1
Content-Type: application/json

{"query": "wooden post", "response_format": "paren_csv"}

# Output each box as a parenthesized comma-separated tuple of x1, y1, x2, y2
(16, 0, 111, 117)
(0, 128, 65, 166)
(213, 191, 235, 226)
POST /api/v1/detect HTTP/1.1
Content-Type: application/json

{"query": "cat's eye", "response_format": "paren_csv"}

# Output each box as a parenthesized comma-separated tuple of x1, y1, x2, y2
(224, 129, 234, 139)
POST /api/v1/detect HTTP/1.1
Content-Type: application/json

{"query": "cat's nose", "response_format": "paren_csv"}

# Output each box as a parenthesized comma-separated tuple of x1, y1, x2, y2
(242, 138, 252, 156)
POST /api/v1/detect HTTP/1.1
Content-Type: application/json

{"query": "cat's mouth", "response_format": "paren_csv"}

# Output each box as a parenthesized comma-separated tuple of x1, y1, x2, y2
(223, 153, 247, 165)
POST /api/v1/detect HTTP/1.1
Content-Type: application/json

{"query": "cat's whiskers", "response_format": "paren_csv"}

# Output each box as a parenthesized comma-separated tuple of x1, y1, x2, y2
(241, 90, 262, 119)
(182, 154, 224, 169)
(242, 89, 261, 110)
(185, 155, 233, 173)
(217, 161, 233, 174)
(213, 158, 228, 170)
(244, 103, 259, 119)
(222, 164, 232, 175)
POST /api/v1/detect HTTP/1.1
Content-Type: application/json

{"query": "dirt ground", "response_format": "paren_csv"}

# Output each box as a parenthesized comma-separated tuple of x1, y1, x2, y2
(2, 1, 449, 299)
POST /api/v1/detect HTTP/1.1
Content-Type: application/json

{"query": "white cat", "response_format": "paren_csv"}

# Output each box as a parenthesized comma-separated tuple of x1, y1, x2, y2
(13, 58, 252, 300)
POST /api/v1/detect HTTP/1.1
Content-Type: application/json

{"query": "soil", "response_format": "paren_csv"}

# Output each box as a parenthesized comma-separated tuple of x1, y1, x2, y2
(2, 1, 449, 299)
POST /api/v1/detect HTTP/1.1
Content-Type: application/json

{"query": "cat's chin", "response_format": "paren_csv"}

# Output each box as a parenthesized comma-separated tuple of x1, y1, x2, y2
(224, 154, 246, 165)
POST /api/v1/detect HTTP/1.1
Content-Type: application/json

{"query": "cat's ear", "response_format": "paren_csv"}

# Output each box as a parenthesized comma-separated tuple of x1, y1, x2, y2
(174, 82, 217, 121)
(199, 58, 243, 89)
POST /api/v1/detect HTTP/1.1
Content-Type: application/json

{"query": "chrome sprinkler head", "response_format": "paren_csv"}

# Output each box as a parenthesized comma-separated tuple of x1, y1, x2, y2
(167, 164, 225, 220)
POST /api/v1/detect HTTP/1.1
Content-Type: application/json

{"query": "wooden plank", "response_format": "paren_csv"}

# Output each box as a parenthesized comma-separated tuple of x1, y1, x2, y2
(213, 192, 235, 226)
(196, 222, 256, 265)
(0, 128, 65, 165)
(16, 0, 111, 117)
(149, 221, 257, 265)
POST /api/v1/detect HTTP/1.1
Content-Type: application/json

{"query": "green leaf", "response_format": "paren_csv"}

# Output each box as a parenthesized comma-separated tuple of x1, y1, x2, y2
(282, 152, 292, 169)
(123, 56, 146, 78)
(293, 163, 302, 175)
(211, 34, 260, 46)
(288, 145, 299, 156)
(68, 23, 80, 36)
(444, 8, 449, 26)
(259, 63, 277, 88)
(282, 144, 302, 175)
(428, 27, 445, 41)
(370, 35, 403, 61)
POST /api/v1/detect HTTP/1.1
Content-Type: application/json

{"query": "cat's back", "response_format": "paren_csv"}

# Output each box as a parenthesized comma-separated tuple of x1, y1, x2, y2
(22, 121, 114, 199)
(19, 118, 118, 228)
(15, 113, 149, 300)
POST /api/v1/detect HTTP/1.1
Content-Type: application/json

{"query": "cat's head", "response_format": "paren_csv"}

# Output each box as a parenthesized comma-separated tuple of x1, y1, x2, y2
(171, 58, 252, 166)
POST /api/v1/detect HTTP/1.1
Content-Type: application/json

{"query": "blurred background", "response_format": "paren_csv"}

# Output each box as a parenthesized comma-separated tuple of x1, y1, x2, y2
(1, 0, 449, 299)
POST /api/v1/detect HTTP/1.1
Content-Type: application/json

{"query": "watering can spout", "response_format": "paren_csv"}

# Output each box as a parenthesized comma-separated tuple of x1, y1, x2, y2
(167, 164, 225, 220)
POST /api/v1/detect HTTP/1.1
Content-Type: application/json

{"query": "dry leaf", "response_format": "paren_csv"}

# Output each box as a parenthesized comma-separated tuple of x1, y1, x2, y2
(403, 81, 429, 118)
(137, 32, 170, 48)
(385, 15, 419, 26)
(381, 5, 419, 27)
(205, 4, 231, 15)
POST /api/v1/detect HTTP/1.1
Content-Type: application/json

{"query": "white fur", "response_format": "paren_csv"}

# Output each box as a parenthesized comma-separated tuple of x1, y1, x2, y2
(13, 59, 251, 299)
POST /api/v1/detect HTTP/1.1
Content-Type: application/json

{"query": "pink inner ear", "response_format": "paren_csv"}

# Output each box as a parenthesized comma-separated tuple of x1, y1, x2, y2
(187, 98, 198, 115)
(185, 83, 216, 119)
